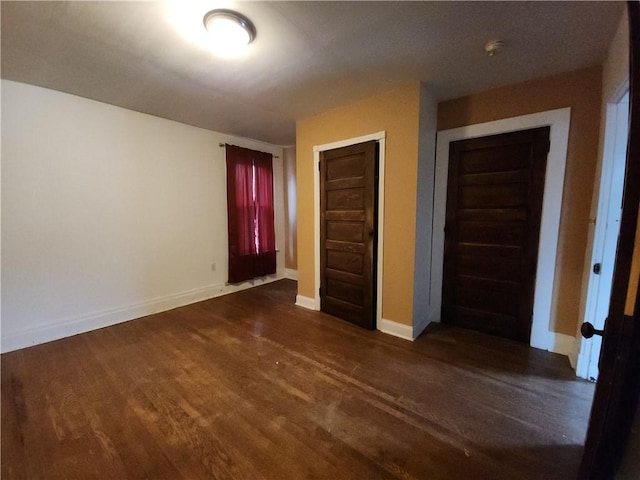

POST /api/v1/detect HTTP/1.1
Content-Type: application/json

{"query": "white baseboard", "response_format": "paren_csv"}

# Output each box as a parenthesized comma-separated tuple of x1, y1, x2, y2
(550, 333, 580, 374)
(295, 295, 318, 310)
(1, 274, 287, 353)
(532, 332, 579, 371)
(567, 342, 580, 371)
(220, 273, 283, 296)
(546, 332, 577, 357)
(380, 311, 578, 362)
(378, 318, 413, 341)
(285, 268, 298, 281)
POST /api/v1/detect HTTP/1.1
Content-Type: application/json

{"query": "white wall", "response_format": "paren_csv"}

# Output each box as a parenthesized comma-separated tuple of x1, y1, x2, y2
(1, 80, 285, 352)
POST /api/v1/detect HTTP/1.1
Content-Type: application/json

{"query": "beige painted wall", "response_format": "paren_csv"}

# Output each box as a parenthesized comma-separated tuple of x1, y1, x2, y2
(283, 146, 297, 270)
(438, 66, 603, 335)
(296, 82, 422, 326)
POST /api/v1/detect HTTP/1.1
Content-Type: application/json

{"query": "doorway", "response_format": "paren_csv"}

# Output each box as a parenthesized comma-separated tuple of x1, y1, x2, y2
(577, 88, 629, 381)
(319, 141, 378, 329)
(433, 108, 571, 353)
(312, 131, 387, 329)
(442, 127, 550, 342)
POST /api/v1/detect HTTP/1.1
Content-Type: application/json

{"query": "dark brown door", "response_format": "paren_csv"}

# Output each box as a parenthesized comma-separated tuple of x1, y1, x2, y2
(320, 141, 378, 329)
(579, 2, 640, 478)
(442, 127, 550, 342)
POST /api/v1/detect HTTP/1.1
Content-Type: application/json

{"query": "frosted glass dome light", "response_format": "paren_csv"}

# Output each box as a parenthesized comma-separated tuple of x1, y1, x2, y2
(203, 9, 256, 56)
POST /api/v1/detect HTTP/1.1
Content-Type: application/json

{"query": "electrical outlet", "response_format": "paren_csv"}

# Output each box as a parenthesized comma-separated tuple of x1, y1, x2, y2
(211, 263, 216, 272)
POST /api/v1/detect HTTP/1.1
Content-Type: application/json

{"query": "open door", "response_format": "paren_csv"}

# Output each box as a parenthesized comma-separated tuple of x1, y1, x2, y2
(578, 2, 640, 478)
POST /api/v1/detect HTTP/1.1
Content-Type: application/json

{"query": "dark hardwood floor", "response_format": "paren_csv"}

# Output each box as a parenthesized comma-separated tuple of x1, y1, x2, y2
(1, 279, 594, 479)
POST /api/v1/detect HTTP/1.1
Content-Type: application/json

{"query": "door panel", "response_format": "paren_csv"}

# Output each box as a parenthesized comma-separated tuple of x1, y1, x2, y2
(320, 141, 378, 330)
(442, 127, 550, 342)
(459, 143, 532, 173)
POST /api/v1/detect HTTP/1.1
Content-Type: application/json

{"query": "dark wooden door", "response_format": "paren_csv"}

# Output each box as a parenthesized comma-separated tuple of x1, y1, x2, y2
(579, 2, 640, 477)
(320, 141, 378, 329)
(442, 127, 550, 342)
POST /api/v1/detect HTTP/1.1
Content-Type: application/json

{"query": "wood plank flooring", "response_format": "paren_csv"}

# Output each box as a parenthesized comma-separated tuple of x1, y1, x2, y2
(1, 279, 595, 479)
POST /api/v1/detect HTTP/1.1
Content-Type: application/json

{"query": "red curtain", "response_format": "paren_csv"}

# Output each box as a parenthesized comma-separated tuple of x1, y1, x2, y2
(226, 144, 276, 283)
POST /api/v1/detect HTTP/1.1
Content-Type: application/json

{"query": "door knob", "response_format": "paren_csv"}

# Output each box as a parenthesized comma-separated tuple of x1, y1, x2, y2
(581, 322, 605, 339)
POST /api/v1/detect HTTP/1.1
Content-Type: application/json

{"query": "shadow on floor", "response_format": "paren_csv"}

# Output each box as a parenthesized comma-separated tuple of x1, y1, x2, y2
(415, 322, 593, 384)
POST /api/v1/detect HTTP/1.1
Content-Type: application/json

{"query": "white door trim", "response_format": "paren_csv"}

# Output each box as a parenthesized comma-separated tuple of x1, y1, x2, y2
(433, 108, 571, 352)
(312, 131, 386, 331)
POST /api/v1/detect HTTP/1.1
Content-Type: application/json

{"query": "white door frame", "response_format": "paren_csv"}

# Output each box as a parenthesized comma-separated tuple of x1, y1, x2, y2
(576, 85, 629, 380)
(433, 108, 571, 353)
(310, 132, 386, 329)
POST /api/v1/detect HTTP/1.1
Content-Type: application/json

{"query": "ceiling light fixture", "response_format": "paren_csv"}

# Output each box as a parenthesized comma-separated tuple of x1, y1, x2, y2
(203, 9, 256, 56)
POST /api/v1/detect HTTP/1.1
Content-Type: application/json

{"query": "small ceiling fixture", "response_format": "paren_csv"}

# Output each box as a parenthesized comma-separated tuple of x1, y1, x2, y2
(484, 40, 505, 57)
(203, 9, 256, 54)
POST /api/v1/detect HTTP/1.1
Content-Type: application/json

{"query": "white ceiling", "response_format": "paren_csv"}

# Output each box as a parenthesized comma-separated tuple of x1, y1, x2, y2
(1, 1, 625, 145)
